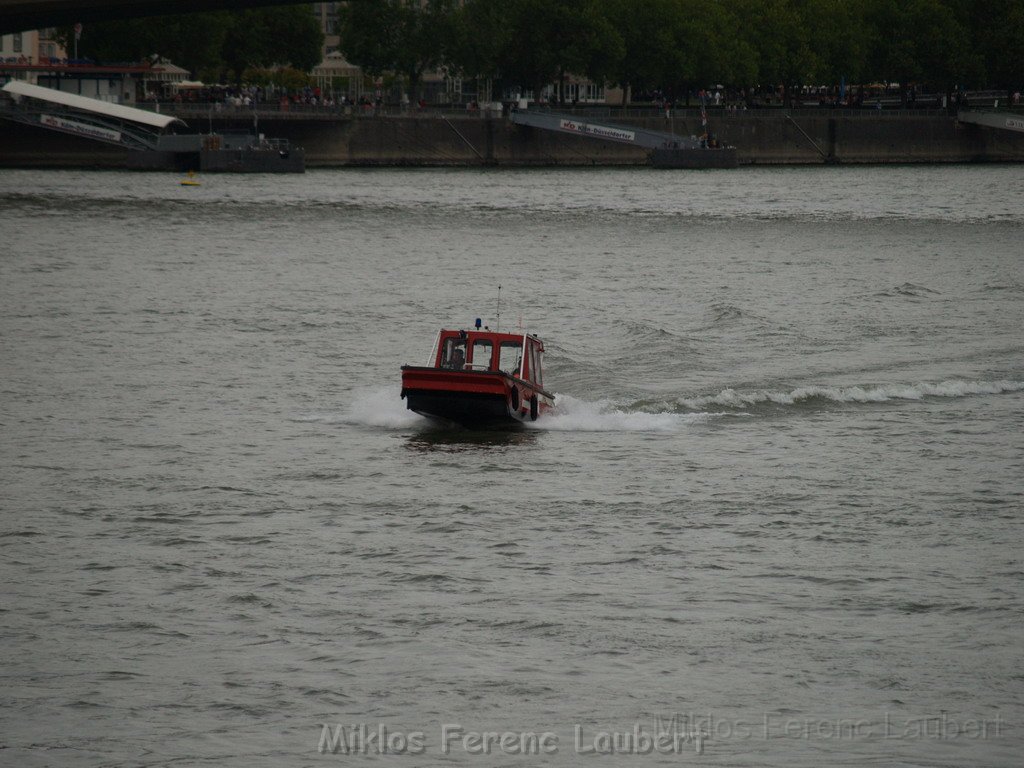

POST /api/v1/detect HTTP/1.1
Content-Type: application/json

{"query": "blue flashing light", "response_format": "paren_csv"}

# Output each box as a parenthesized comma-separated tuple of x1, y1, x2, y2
(475, 318, 482, 329)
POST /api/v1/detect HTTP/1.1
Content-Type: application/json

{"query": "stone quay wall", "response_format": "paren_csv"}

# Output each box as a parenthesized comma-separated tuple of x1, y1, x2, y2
(2, 110, 1023, 168)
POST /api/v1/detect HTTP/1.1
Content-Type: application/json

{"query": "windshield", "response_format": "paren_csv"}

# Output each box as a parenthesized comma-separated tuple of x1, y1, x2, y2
(469, 339, 493, 370)
(440, 337, 467, 369)
(499, 341, 521, 376)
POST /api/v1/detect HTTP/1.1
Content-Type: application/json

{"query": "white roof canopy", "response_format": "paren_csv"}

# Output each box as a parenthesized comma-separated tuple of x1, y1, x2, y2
(2, 80, 185, 130)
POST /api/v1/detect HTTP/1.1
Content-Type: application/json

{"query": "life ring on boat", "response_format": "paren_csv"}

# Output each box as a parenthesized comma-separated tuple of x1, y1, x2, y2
(529, 395, 539, 421)
(510, 385, 520, 411)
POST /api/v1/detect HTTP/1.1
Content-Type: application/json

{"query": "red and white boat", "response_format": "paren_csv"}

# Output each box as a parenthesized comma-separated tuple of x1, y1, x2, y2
(401, 323, 554, 427)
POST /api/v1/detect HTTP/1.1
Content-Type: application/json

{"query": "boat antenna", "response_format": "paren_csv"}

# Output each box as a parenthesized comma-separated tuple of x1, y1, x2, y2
(496, 285, 501, 333)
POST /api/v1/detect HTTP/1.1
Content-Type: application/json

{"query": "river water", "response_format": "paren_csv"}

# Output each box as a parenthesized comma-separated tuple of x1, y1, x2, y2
(2, 166, 1022, 767)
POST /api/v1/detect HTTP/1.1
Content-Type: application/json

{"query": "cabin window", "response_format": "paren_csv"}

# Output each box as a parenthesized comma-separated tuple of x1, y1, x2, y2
(530, 346, 544, 387)
(440, 337, 467, 369)
(499, 341, 521, 376)
(469, 340, 493, 371)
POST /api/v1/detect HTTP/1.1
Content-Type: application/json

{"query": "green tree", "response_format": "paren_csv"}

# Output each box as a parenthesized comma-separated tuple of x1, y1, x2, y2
(339, 0, 455, 101)
(222, 6, 323, 83)
(602, 0, 684, 103)
(497, 0, 622, 104)
(494, 0, 561, 100)
(447, 0, 513, 101)
(274, 66, 313, 91)
(863, 0, 978, 103)
(58, 14, 231, 78)
(563, 0, 624, 97)
(58, 5, 321, 83)
(733, 0, 817, 106)
(797, 0, 869, 86)
(68, 0, 1021, 101)
(677, 0, 758, 99)
(56, 19, 153, 64)
(962, 0, 1024, 100)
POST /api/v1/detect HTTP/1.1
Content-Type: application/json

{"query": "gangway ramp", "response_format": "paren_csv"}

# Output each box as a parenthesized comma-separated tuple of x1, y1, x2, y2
(957, 110, 1024, 134)
(0, 80, 185, 150)
(509, 108, 737, 168)
(510, 108, 700, 150)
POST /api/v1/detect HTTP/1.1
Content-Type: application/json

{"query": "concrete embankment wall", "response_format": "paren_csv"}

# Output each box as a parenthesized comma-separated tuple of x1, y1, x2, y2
(2, 112, 1023, 168)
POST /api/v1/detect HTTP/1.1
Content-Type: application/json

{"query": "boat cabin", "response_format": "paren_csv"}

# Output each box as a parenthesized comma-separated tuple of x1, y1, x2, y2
(401, 325, 553, 426)
(432, 329, 545, 387)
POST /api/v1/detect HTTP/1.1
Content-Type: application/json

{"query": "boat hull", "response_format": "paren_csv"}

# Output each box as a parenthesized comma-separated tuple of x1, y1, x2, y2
(404, 389, 516, 425)
(401, 366, 551, 428)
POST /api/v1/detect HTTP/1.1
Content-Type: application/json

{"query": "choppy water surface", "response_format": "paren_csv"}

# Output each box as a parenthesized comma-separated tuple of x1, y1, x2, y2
(2, 166, 1022, 767)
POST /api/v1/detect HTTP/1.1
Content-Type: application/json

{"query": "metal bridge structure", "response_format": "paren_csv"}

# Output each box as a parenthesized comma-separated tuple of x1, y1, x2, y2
(510, 108, 701, 151)
(0, 0, 313, 34)
(957, 110, 1024, 134)
(0, 79, 184, 149)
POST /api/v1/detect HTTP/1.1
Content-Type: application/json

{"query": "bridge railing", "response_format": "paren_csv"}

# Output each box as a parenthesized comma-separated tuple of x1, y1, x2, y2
(152, 101, 979, 123)
(157, 102, 503, 120)
(129, 94, 1024, 124)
